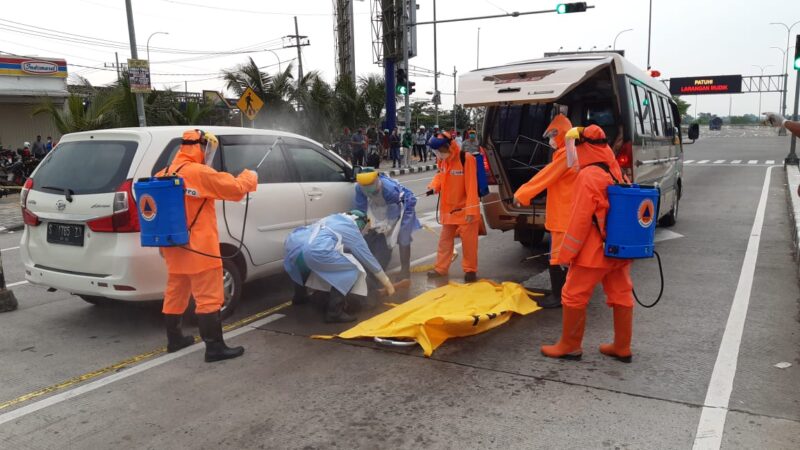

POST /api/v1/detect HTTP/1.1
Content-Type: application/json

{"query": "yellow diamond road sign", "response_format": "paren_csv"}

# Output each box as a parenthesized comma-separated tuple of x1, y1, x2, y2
(237, 87, 264, 121)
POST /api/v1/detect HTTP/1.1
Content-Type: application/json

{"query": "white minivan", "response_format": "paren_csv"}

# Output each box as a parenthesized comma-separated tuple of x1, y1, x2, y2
(459, 53, 683, 247)
(20, 126, 357, 316)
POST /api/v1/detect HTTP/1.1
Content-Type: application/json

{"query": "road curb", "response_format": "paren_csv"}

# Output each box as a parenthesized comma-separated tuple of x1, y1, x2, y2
(785, 164, 800, 275)
(387, 164, 437, 177)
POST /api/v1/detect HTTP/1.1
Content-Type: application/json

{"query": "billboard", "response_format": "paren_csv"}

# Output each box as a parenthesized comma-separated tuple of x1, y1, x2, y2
(668, 75, 742, 95)
(0, 56, 67, 78)
(127, 59, 151, 93)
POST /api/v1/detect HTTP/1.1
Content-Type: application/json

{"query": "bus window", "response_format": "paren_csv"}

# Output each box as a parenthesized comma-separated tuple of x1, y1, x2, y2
(649, 91, 663, 137)
(631, 82, 652, 136)
(660, 97, 674, 137)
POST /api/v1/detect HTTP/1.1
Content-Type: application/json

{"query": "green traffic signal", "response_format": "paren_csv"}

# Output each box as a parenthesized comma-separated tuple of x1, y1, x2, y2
(556, 2, 587, 14)
(396, 84, 408, 95)
(556, 3, 567, 13)
(795, 57, 800, 71)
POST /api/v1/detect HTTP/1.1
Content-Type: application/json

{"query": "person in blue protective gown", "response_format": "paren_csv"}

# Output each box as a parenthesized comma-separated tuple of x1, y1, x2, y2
(284, 210, 396, 323)
(353, 168, 421, 282)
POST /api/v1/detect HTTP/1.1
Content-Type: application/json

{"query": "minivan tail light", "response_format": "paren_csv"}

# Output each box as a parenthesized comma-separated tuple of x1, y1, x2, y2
(479, 146, 497, 185)
(21, 178, 40, 226)
(617, 141, 634, 180)
(86, 179, 140, 233)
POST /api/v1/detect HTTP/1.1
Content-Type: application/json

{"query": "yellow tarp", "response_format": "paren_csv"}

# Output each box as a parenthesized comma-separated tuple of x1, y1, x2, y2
(314, 280, 542, 357)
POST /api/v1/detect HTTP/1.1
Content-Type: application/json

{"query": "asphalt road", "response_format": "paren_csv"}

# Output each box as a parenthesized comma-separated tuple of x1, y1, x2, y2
(0, 132, 798, 449)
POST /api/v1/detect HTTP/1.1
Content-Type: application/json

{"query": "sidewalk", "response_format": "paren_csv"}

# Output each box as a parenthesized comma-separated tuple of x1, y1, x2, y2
(0, 193, 22, 232)
(785, 164, 800, 276)
(386, 162, 437, 177)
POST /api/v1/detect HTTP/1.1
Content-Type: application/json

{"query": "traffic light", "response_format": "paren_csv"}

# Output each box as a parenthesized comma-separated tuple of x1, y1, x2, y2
(794, 35, 800, 70)
(396, 68, 408, 95)
(556, 2, 587, 14)
(408, 80, 416, 95)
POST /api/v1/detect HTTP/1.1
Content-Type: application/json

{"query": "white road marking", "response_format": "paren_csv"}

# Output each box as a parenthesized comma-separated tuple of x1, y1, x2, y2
(7, 281, 28, 288)
(765, 160, 775, 165)
(1, 246, 19, 252)
(747, 160, 758, 164)
(0, 313, 286, 426)
(730, 160, 742, 164)
(713, 160, 725, 164)
(692, 166, 774, 450)
(697, 160, 710, 164)
(684, 160, 695, 164)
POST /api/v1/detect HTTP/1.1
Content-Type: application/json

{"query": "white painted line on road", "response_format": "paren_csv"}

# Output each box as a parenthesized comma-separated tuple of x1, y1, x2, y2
(1, 246, 19, 252)
(684, 160, 695, 164)
(713, 160, 725, 164)
(697, 160, 710, 164)
(747, 160, 758, 164)
(7, 281, 27, 288)
(730, 160, 742, 164)
(0, 313, 286, 426)
(692, 166, 774, 450)
(765, 160, 775, 165)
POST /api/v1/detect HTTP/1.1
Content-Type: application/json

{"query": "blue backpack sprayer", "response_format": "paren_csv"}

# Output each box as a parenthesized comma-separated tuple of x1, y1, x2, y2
(133, 137, 275, 258)
(589, 162, 664, 308)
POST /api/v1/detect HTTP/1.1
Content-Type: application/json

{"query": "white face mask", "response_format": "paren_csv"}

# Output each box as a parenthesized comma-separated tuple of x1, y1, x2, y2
(565, 139, 578, 168)
(548, 138, 557, 149)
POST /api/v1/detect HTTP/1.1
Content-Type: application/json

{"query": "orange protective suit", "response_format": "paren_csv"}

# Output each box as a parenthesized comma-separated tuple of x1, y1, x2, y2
(542, 125, 634, 361)
(514, 114, 576, 264)
(428, 138, 480, 275)
(160, 130, 258, 314)
(556, 125, 632, 308)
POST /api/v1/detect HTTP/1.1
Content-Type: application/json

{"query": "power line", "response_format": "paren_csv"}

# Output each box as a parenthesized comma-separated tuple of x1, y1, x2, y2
(161, 0, 367, 17)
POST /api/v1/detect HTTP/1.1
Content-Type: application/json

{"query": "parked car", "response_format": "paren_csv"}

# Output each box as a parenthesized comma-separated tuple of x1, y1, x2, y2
(458, 52, 684, 247)
(20, 126, 357, 317)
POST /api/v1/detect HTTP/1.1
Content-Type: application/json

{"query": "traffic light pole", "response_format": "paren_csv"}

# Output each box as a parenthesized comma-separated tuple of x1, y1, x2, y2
(786, 70, 800, 165)
(402, 3, 411, 133)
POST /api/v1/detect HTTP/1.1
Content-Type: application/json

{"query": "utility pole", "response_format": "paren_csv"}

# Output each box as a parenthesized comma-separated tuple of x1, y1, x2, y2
(432, 0, 439, 126)
(285, 17, 310, 79)
(115, 52, 120, 80)
(646, 0, 653, 69)
(476, 27, 480, 69)
(124, 0, 146, 127)
(452, 66, 457, 133)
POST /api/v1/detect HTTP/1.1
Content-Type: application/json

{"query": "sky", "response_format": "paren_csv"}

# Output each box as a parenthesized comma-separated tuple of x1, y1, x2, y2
(2, 0, 800, 118)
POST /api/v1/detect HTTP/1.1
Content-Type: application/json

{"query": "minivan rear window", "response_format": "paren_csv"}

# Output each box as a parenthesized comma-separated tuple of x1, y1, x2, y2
(33, 140, 137, 195)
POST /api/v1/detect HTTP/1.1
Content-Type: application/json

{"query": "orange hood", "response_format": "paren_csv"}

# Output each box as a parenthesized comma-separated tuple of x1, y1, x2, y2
(546, 114, 572, 149)
(577, 125, 623, 181)
(171, 129, 205, 168)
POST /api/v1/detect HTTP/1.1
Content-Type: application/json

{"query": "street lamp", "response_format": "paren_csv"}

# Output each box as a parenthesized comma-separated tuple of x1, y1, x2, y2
(613, 28, 633, 50)
(146, 31, 169, 61)
(751, 64, 775, 117)
(265, 49, 282, 72)
(769, 21, 800, 118)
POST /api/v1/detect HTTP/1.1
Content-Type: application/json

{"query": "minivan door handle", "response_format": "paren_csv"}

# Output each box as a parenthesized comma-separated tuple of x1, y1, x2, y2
(306, 187, 323, 201)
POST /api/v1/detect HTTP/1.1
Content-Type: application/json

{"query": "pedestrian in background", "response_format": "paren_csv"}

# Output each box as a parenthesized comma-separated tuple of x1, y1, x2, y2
(381, 128, 390, 160)
(415, 126, 428, 162)
(402, 127, 414, 168)
(389, 127, 401, 168)
(461, 129, 480, 153)
(31, 135, 46, 159)
(45, 136, 54, 154)
(351, 128, 366, 167)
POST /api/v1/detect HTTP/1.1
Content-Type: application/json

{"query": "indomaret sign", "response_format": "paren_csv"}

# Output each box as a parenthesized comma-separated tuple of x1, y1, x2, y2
(668, 75, 743, 95)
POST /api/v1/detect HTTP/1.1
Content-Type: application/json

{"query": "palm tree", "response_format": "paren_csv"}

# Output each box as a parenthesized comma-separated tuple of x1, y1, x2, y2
(333, 75, 367, 132)
(166, 100, 215, 125)
(33, 93, 117, 134)
(293, 71, 335, 142)
(223, 57, 297, 129)
(358, 74, 386, 126)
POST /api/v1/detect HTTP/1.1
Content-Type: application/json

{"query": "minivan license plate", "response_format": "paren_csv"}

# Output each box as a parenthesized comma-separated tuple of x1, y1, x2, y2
(47, 222, 85, 247)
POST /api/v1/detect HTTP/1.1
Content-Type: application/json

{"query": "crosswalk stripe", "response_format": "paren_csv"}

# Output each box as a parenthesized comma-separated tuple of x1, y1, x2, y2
(748, 160, 758, 164)
(765, 160, 775, 165)
(731, 160, 742, 164)
(713, 160, 725, 164)
(697, 160, 710, 164)
(684, 160, 695, 164)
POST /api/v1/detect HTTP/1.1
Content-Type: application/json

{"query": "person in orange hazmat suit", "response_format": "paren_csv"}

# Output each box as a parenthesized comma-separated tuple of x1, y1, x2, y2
(425, 131, 480, 283)
(514, 114, 577, 308)
(159, 129, 258, 363)
(540, 125, 635, 363)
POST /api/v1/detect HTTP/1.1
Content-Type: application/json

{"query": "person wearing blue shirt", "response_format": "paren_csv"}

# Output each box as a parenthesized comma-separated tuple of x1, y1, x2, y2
(284, 210, 395, 323)
(354, 168, 421, 282)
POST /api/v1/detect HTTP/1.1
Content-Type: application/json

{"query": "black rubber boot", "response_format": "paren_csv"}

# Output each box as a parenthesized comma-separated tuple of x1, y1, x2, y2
(292, 282, 309, 305)
(324, 290, 357, 323)
(197, 311, 244, 363)
(537, 266, 567, 309)
(398, 245, 412, 281)
(427, 270, 446, 279)
(464, 272, 477, 283)
(164, 314, 194, 353)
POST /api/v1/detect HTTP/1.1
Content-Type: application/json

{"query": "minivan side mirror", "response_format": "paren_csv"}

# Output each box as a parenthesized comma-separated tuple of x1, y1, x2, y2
(688, 123, 700, 141)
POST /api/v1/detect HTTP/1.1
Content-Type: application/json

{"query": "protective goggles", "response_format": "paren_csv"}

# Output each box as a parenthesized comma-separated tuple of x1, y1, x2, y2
(542, 129, 558, 140)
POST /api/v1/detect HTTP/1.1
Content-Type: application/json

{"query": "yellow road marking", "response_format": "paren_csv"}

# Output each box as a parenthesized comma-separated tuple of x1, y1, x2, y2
(0, 301, 291, 412)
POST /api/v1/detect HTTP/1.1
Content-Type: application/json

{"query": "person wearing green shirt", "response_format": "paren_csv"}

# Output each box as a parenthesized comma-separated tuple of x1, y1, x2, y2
(402, 128, 414, 168)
